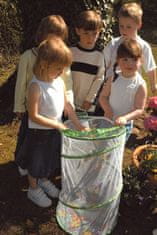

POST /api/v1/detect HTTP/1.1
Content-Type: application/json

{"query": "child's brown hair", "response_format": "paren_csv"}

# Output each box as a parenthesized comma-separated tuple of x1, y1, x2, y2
(118, 2, 143, 25)
(35, 15, 68, 44)
(34, 36, 72, 79)
(75, 10, 103, 31)
(117, 38, 142, 60)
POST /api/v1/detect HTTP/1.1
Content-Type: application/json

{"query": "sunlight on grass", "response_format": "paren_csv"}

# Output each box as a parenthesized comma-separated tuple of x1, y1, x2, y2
(0, 122, 19, 164)
(142, 45, 157, 96)
(123, 148, 132, 168)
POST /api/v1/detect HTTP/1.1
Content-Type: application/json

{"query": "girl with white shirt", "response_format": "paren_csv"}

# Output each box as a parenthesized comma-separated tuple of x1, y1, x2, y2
(16, 36, 86, 208)
(99, 39, 147, 140)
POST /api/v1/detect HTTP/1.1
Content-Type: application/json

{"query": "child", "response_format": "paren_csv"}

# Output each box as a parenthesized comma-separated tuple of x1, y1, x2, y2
(14, 15, 74, 174)
(16, 36, 87, 207)
(71, 10, 105, 114)
(99, 39, 147, 140)
(104, 2, 157, 94)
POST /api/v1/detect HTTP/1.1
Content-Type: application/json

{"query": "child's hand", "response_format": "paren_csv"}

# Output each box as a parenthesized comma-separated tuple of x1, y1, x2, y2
(59, 123, 68, 130)
(75, 125, 91, 131)
(80, 126, 91, 132)
(104, 110, 113, 120)
(151, 84, 157, 94)
(81, 101, 92, 111)
(15, 112, 25, 119)
(63, 109, 68, 117)
(115, 116, 127, 126)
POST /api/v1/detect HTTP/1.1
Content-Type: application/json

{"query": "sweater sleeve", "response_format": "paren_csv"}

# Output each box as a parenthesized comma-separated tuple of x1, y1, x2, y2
(14, 50, 36, 113)
(60, 67, 74, 106)
(85, 54, 105, 103)
(14, 52, 29, 113)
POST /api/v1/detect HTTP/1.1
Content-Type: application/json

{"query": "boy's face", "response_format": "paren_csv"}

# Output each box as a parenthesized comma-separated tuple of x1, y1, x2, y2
(118, 57, 142, 77)
(76, 28, 100, 49)
(119, 17, 141, 39)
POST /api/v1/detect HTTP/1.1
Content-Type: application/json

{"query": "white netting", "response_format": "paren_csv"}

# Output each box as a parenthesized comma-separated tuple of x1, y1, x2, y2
(56, 117, 126, 235)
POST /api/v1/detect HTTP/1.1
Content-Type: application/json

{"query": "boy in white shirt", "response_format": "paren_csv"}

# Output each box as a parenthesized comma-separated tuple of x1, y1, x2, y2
(104, 2, 157, 94)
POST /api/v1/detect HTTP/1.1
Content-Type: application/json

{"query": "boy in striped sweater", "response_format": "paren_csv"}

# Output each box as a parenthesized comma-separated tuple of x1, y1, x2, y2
(71, 10, 105, 114)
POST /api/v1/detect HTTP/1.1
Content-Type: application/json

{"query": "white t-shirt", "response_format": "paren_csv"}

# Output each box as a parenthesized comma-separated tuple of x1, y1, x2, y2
(29, 76, 65, 129)
(104, 35, 157, 78)
(109, 72, 146, 120)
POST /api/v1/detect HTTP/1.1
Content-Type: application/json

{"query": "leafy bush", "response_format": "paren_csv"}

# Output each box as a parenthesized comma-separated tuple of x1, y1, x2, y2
(0, 0, 114, 62)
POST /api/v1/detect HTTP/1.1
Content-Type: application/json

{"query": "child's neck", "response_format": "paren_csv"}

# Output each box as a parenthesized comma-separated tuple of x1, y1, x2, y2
(121, 33, 138, 40)
(121, 71, 137, 78)
(37, 75, 54, 83)
(78, 42, 95, 50)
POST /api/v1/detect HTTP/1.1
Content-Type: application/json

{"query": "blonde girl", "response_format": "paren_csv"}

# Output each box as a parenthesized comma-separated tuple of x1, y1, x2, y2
(14, 15, 73, 175)
(16, 36, 86, 207)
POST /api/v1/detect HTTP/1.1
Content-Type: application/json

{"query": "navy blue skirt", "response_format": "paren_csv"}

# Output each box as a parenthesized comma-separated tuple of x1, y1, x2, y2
(15, 112, 28, 160)
(16, 128, 62, 178)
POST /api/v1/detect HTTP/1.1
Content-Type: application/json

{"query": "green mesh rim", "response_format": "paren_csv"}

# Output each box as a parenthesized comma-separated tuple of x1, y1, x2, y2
(58, 183, 122, 210)
(62, 141, 123, 159)
(61, 125, 126, 141)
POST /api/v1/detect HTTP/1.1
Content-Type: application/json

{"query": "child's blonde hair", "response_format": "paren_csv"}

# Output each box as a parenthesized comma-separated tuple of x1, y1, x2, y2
(118, 2, 143, 25)
(117, 38, 142, 60)
(35, 15, 68, 44)
(34, 36, 72, 79)
(75, 10, 103, 31)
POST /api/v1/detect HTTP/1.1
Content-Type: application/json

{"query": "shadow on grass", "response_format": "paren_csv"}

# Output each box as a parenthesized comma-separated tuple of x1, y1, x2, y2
(0, 161, 65, 234)
(0, 161, 156, 235)
(0, 71, 17, 125)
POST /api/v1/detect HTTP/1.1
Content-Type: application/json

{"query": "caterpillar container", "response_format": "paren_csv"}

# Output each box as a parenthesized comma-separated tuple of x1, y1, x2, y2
(56, 117, 126, 235)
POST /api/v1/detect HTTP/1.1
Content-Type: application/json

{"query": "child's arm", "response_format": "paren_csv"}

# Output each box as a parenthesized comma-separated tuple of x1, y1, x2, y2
(14, 52, 29, 117)
(98, 76, 113, 119)
(28, 83, 67, 130)
(81, 100, 92, 111)
(103, 41, 113, 77)
(64, 96, 88, 131)
(147, 69, 157, 94)
(143, 43, 157, 94)
(82, 56, 105, 110)
(115, 83, 147, 125)
(61, 67, 74, 107)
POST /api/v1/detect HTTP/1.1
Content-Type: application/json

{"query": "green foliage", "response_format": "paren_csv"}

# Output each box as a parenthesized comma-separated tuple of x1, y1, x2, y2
(142, 0, 157, 29)
(1, 0, 156, 68)
(140, 150, 157, 174)
(0, 0, 114, 59)
(0, 0, 22, 70)
(0, 0, 23, 55)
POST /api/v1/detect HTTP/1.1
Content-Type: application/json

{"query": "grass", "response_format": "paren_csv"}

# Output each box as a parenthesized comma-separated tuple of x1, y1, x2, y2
(0, 123, 18, 164)
(142, 44, 157, 96)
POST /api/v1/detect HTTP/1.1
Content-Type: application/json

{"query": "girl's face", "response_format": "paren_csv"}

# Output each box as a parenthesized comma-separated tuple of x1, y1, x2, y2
(76, 28, 100, 49)
(47, 63, 65, 81)
(119, 17, 141, 39)
(118, 57, 142, 77)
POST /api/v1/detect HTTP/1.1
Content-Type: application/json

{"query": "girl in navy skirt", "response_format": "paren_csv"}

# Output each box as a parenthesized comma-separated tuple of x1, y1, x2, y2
(16, 36, 87, 208)
(14, 15, 73, 176)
